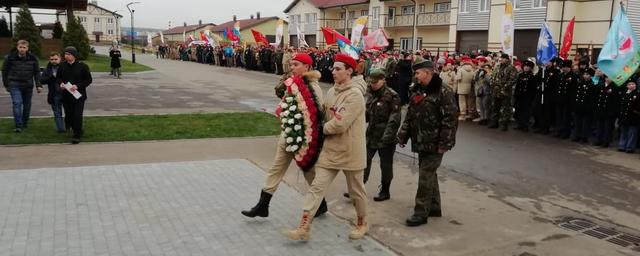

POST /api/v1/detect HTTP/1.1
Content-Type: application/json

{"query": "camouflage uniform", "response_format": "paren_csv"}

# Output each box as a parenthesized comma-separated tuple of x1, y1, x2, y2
(364, 85, 401, 185)
(489, 62, 518, 128)
(397, 74, 458, 219)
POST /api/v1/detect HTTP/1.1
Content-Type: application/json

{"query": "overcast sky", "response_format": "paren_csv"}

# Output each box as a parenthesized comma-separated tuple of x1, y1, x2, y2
(16, 0, 292, 29)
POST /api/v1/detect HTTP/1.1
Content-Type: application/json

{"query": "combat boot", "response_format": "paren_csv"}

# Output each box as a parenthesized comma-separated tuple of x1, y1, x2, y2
(373, 182, 391, 202)
(285, 211, 313, 241)
(348, 216, 369, 240)
(241, 190, 272, 218)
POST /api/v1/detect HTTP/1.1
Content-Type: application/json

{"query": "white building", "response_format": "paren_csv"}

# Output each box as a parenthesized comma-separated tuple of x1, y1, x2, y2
(57, 1, 123, 43)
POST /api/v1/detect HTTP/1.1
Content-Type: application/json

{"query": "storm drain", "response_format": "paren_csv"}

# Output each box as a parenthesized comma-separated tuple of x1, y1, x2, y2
(556, 217, 640, 251)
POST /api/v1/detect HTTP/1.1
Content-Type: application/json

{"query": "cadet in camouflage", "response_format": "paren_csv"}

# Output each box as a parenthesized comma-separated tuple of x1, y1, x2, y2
(488, 54, 518, 131)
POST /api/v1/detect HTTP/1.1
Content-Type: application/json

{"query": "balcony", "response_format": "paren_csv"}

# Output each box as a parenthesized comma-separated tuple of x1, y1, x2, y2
(324, 19, 357, 30)
(288, 22, 317, 35)
(386, 12, 450, 27)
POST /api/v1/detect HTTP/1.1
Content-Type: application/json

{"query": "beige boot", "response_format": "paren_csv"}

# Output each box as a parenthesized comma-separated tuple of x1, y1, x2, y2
(348, 216, 369, 240)
(285, 211, 312, 241)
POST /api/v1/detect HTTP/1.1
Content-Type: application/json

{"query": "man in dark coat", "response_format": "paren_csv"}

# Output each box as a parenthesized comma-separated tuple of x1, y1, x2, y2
(56, 46, 93, 144)
(533, 58, 561, 134)
(109, 46, 122, 79)
(554, 60, 578, 139)
(571, 68, 598, 143)
(593, 73, 620, 147)
(514, 60, 539, 131)
(40, 52, 66, 133)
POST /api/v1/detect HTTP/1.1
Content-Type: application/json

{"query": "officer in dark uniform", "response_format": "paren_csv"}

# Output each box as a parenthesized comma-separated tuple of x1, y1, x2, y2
(618, 80, 640, 153)
(593, 73, 620, 147)
(533, 58, 561, 134)
(514, 60, 539, 131)
(571, 68, 598, 143)
(554, 60, 578, 139)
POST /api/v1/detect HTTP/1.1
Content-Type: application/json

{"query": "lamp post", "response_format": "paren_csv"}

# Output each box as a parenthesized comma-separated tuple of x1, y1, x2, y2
(113, 10, 123, 45)
(126, 2, 141, 63)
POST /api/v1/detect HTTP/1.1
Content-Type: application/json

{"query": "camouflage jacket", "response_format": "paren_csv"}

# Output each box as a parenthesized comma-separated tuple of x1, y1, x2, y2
(491, 63, 518, 99)
(398, 75, 458, 153)
(365, 86, 402, 149)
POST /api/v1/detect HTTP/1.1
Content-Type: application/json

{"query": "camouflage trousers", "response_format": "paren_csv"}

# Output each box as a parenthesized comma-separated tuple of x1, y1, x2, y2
(490, 94, 513, 125)
(414, 152, 443, 217)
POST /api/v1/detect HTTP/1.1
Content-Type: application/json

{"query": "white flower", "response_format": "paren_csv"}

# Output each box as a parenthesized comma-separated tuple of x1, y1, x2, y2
(281, 118, 288, 124)
(284, 127, 292, 133)
(286, 97, 294, 103)
(285, 146, 292, 152)
(286, 137, 294, 143)
(280, 103, 289, 109)
(294, 125, 302, 131)
(296, 136, 303, 142)
(282, 111, 290, 117)
(291, 145, 299, 151)
(294, 113, 303, 119)
(288, 119, 295, 124)
(289, 105, 297, 111)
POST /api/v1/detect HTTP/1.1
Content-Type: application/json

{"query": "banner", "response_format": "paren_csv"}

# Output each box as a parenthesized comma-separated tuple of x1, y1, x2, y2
(501, 0, 515, 56)
(273, 19, 284, 47)
(559, 16, 575, 60)
(363, 28, 389, 50)
(233, 21, 242, 42)
(160, 31, 165, 44)
(147, 33, 153, 48)
(536, 22, 558, 65)
(337, 39, 359, 60)
(322, 27, 351, 46)
(200, 31, 209, 44)
(251, 29, 270, 46)
(297, 25, 309, 48)
(350, 16, 369, 49)
(598, 6, 640, 86)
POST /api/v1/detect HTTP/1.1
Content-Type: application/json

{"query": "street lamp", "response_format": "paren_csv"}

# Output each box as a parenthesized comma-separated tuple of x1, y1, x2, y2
(113, 10, 123, 45)
(126, 2, 141, 63)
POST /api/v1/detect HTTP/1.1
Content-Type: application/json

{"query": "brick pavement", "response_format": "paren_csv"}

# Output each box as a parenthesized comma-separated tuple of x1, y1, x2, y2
(0, 159, 394, 256)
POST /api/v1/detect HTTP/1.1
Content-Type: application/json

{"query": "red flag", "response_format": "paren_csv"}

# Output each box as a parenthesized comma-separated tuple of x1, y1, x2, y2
(200, 31, 208, 44)
(251, 29, 270, 46)
(226, 27, 239, 42)
(559, 17, 575, 60)
(321, 27, 351, 46)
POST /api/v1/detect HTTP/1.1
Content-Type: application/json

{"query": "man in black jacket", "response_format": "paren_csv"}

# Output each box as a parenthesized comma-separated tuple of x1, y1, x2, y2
(1, 40, 43, 133)
(40, 52, 66, 133)
(57, 46, 92, 144)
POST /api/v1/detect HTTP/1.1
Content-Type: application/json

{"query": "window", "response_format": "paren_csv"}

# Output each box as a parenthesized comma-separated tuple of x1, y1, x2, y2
(400, 37, 423, 51)
(349, 11, 355, 19)
(305, 13, 311, 23)
(513, 0, 522, 9)
(435, 2, 451, 12)
(108, 29, 113, 35)
(297, 15, 302, 23)
(401, 5, 415, 15)
(479, 0, 490, 12)
(419, 4, 426, 13)
(372, 7, 380, 20)
(78, 16, 87, 22)
(107, 18, 113, 23)
(459, 0, 470, 13)
(533, 0, 547, 8)
(340, 12, 346, 19)
(95, 17, 100, 23)
(361, 10, 368, 17)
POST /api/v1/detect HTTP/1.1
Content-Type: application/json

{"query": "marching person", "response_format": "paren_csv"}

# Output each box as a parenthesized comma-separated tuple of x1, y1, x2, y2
(286, 54, 368, 241)
(56, 47, 92, 144)
(1, 40, 43, 133)
(40, 52, 66, 133)
(488, 54, 518, 131)
(242, 53, 328, 219)
(397, 59, 458, 227)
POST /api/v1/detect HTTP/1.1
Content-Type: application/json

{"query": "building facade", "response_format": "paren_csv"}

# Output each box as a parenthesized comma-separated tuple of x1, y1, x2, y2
(57, 1, 122, 43)
(158, 23, 217, 44)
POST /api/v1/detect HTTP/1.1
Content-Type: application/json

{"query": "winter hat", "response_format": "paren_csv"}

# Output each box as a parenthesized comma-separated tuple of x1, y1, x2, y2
(412, 59, 435, 71)
(64, 46, 79, 58)
(562, 59, 573, 68)
(583, 68, 596, 77)
(500, 53, 510, 60)
(368, 69, 386, 84)
(292, 53, 313, 66)
(334, 53, 358, 70)
(523, 60, 535, 69)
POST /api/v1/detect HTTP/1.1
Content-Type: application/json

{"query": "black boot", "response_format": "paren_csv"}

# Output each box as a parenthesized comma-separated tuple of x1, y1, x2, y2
(373, 182, 391, 202)
(315, 199, 328, 217)
(241, 190, 272, 218)
(406, 215, 428, 227)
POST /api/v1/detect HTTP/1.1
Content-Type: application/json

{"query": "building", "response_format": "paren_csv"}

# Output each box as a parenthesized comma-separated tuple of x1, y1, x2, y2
(212, 14, 289, 46)
(158, 22, 217, 44)
(56, 1, 122, 43)
(284, 0, 640, 60)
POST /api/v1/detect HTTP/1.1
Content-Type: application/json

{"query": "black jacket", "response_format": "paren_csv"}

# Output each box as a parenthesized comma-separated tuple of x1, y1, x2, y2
(2, 51, 42, 89)
(109, 49, 122, 68)
(515, 71, 539, 99)
(594, 80, 621, 118)
(572, 78, 598, 112)
(56, 61, 92, 100)
(40, 63, 63, 104)
(619, 89, 640, 126)
(556, 71, 578, 106)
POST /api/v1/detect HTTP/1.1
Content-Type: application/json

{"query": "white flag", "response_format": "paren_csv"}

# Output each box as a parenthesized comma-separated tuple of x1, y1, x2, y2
(501, 0, 515, 56)
(147, 33, 153, 48)
(273, 19, 284, 47)
(297, 25, 309, 48)
(350, 16, 369, 48)
(160, 31, 165, 44)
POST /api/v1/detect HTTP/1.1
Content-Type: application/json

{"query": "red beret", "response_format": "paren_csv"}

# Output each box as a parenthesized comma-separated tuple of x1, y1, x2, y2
(334, 53, 358, 70)
(477, 56, 487, 62)
(461, 57, 472, 64)
(292, 53, 313, 66)
(515, 60, 522, 67)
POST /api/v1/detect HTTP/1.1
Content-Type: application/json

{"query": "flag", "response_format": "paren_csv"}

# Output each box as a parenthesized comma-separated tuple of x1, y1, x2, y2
(147, 33, 153, 48)
(160, 31, 165, 44)
(598, 6, 640, 86)
(337, 39, 360, 60)
(322, 27, 351, 46)
(273, 19, 284, 47)
(226, 27, 239, 42)
(251, 29, 270, 46)
(233, 21, 242, 42)
(350, 16, 369, 49)
(501, 0, 515, 56)
(363, 28, 389, 50)
(200, 31, 209, 44)
(297, 25, 309, 48)
(559, 16, 575, 60)
(536, 22, 558, 65)
(182, 29, 186, 42)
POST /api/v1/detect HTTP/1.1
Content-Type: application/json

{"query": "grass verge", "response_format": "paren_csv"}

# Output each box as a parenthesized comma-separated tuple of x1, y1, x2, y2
(0, 112, 279, 145)
(0, 54, 153, 73)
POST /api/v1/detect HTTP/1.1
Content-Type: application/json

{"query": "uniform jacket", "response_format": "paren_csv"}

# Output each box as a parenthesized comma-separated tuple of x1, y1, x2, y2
(455, 64, 475, 94)
(619, 89, 640, 126)
(317, 79, 366, 171)
(2, 51, 42, 89)
(538, 66, 559, 105)
(556, 71, 578, 106)
(514, 71, 539, 99)
(56, 60, 92, 101)
(365, 85, 401, 149)
(398, 75, 458, 153)
(573, 78, 598, 112)
(491, 63, 518, 99)
(594, 81, 621, 118)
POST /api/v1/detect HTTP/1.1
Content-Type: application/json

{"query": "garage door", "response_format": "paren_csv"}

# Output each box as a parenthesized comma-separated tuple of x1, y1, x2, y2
(457, 31, 488, 53)
(514, 29, 540, 60)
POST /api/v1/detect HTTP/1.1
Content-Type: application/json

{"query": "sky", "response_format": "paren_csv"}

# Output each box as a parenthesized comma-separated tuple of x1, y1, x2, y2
(15, 0, 293, 29)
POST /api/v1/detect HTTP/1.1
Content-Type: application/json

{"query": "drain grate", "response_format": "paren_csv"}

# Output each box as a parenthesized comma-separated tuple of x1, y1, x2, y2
(556, 217, 640, 251)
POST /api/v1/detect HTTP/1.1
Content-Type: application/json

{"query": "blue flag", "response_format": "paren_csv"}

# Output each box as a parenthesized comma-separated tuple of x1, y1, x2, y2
(597, 6, 640, 86)
(536, 22, 557, 65)
(337, 39, 360, 60)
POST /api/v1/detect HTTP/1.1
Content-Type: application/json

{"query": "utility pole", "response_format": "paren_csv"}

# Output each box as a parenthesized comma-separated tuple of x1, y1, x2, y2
(126, 2, 141, 63)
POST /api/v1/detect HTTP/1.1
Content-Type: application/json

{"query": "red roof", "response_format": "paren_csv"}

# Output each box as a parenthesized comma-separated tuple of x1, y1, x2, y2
(212, 17, 280, 32)
(285, 0, 369, 12)
(162, 23, 216, 35)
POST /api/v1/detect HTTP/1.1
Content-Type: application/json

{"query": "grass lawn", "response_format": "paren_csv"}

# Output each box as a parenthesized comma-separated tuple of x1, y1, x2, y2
(0, 112, 280, 145)
(0, 54, 153, 73)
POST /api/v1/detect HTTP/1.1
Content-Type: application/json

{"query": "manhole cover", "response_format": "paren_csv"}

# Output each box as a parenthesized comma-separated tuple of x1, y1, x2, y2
(556, 217, 640, 251)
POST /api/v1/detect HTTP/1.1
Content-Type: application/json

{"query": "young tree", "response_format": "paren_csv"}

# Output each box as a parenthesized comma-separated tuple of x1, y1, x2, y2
(52, 21, 64, 39)
(62, 16, 91, 60)
(0, 16, 11, 37)
(13, 4, 42, 56)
